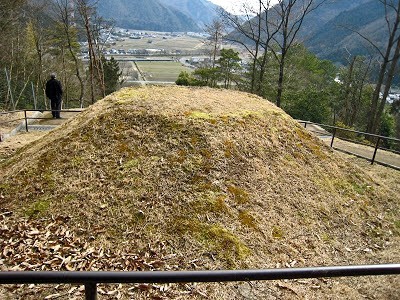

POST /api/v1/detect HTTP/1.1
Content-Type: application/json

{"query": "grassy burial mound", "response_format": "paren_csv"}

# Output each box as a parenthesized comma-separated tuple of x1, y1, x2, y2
(0, 86, 399, 299)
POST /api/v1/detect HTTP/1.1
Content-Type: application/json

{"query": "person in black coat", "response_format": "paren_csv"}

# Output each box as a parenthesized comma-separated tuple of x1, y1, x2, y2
(45, 73, 63, 119)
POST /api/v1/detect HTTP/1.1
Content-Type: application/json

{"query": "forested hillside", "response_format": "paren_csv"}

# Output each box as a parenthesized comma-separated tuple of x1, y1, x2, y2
(232, 0, 392, 64)
(298, 0, 370, 40)
(305, 0, 390, 63)
(97, 0, 201, 32)
(158, 0, 221, 28)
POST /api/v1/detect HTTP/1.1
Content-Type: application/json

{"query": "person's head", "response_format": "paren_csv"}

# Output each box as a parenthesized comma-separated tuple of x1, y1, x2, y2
(50, 73, 56, 79)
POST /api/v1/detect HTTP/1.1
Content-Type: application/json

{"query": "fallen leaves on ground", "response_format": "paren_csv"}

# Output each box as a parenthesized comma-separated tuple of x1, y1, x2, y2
(0, 211, 208, 299)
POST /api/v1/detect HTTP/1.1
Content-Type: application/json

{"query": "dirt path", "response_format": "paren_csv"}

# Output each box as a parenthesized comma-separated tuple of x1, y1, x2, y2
(329, 137, 400, 167)
(35, 110, 82, 126)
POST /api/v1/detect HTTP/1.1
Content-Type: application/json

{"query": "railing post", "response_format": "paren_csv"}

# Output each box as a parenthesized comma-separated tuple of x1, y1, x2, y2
(85, 283, 97, 300)
(304, 122, 307, 128)
(330, 127, 336, 148)
(24, 110, 28, 132)
(371, 137, 381, 165)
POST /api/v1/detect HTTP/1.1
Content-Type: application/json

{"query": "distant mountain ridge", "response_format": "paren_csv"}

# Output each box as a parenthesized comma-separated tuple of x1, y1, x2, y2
(296, 0, 371, 40)
(97, 0, 222, 32)
(230, 0, 393, 64)
(96, 0, 393, 63)
(158, 0, 221, 28)
(304, 0, 391, 63)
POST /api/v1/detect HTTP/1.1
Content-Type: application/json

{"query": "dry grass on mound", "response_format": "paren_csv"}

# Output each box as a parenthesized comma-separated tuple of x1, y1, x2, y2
(0, 131, 47, 162)
(0, 86, 399, 299)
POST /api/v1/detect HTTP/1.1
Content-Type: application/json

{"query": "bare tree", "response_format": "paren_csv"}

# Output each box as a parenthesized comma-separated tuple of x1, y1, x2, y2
(204, 19, 225, 68)
(349, 57, 372, 127)
(25, 0, 54, 110)
(92, 13, 111, 98)
(0, 0, 27, 109)
(76, 0, 105, 104)
(271, 0, 326, 107)
(221, 0, 280, 95)
(54, 0, 85, 108)
(347, 0, 400, 134)
(0, 0, 26, 33)
(369, 0, 400, 135)
(338, 53, 373, 127)
(222, 0, 325, 103)
(8, 7, 38, 110)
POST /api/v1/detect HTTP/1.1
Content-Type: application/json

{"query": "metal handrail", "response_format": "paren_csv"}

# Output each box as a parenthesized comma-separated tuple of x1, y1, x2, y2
(0, 110, 25, 115)
(0, 110, 83, 124)
(299, 120, 400, 143)
(1, 264, 399, 300)
(0, 109, 83, 134)
(0, 109, 84, 141)
(299, 120, 400, 168)
(23, 109, 84, 113)
(0, 110, 28, 126)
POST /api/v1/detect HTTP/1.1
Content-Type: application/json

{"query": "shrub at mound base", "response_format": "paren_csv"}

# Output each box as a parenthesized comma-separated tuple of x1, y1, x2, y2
(0, 86, 399, 299)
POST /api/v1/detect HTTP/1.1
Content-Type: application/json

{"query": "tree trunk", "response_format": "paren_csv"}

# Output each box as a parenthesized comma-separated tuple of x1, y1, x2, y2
(343, 56, 356, 126)
(366, 2, 400, 134)
(276, 55, 285, 108)
(372, 37, 400, 134)
(367, 54, 391, 134)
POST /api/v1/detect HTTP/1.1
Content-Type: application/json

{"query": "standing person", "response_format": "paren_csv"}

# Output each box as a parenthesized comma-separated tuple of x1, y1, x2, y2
(45, 73, 63, 119)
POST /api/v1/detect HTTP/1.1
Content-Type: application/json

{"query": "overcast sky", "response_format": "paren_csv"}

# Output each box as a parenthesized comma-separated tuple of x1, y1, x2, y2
(209, 0, 279, 14)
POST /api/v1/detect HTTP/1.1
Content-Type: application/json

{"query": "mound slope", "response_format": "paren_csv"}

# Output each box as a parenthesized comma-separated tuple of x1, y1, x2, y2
(1, 86, 399, 299)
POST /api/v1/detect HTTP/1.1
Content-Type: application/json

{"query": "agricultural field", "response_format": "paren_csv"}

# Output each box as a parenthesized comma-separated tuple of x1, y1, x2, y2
(108, 34, 208, 53)
(102, 34, 208, 83)
(100, 31, 246, 84)
(135, 61, 191, 82)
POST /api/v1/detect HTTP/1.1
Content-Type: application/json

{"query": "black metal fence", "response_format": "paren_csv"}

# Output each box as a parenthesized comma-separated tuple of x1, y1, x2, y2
(0, 109, 83, 141)
(299, 121, 400, 170)
(1, 264, 399, 300)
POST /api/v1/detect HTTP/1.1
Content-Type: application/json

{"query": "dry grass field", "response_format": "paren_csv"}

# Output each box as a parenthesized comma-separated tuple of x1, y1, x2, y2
(0, 86, 399, 299)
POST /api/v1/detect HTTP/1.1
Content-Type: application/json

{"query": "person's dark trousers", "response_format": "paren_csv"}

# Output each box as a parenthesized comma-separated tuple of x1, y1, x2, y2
(50, 98, 57, 118)
(51, 97, 62, 118)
